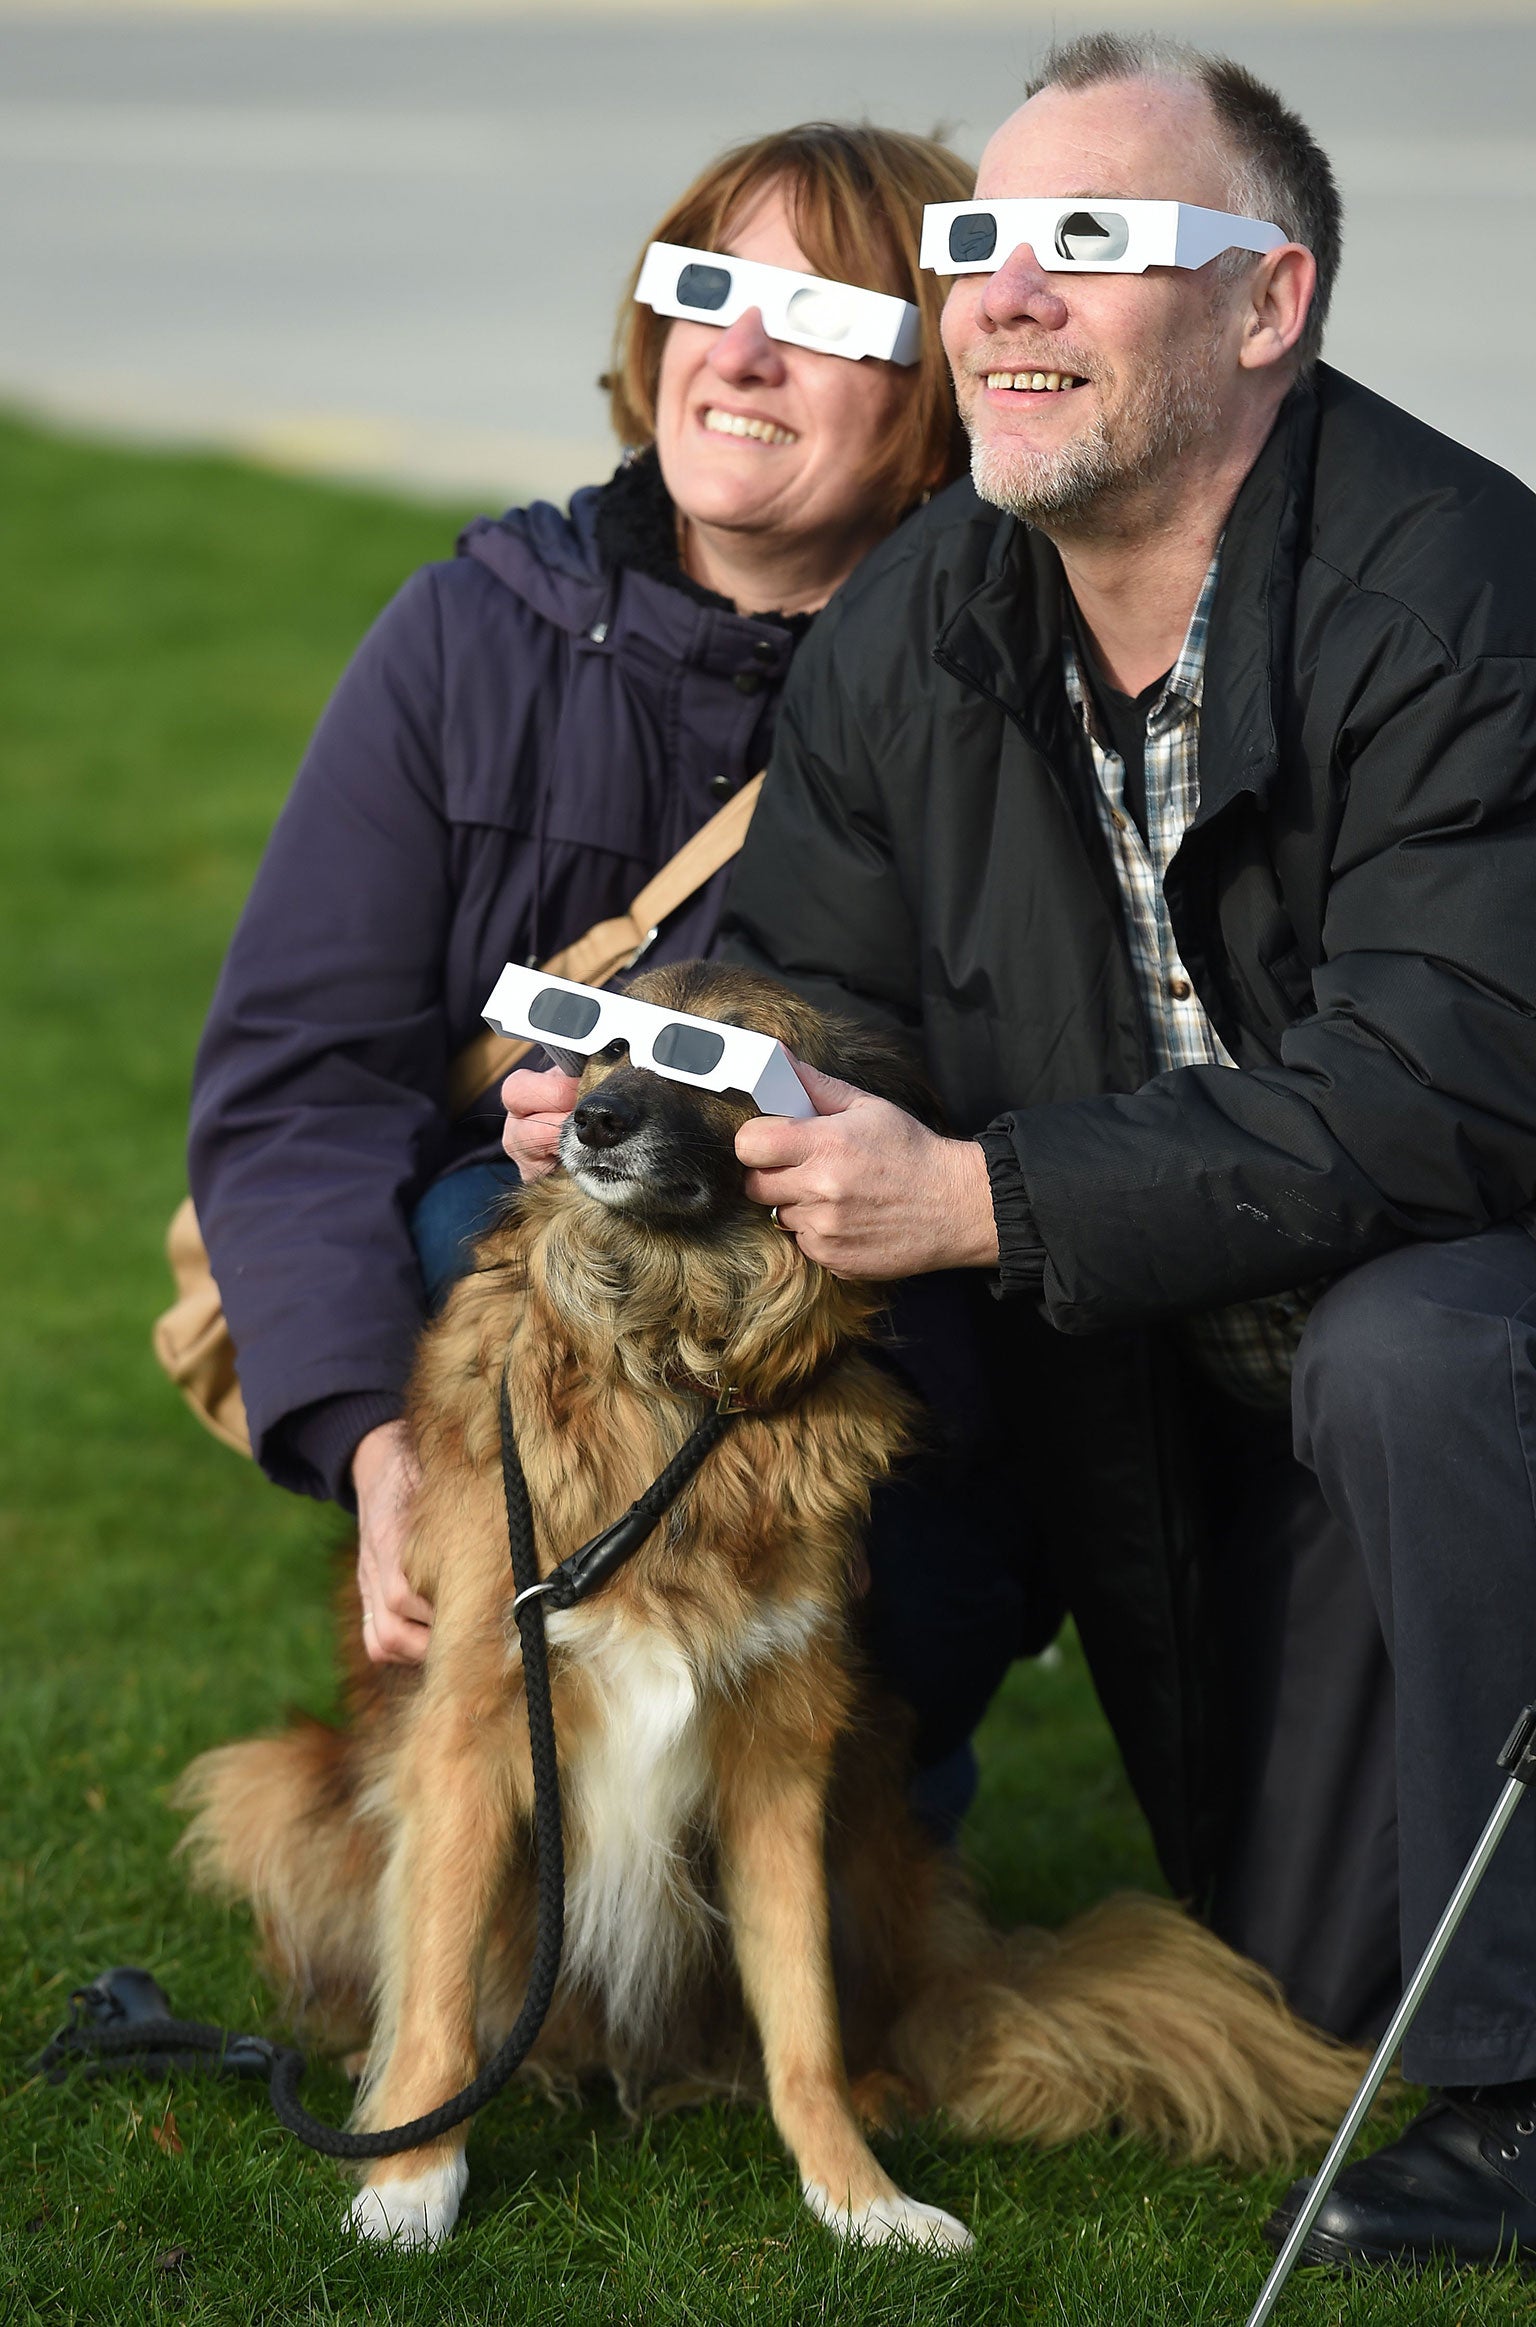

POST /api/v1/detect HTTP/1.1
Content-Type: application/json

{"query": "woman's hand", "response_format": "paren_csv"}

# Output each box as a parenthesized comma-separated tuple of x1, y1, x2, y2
(501, 1063, 580, 1180)
(353, 1418, 433, 1665)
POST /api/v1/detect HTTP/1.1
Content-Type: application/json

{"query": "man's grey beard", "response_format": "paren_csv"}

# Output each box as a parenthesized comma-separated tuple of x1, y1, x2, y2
(967, 347, 1223, 531)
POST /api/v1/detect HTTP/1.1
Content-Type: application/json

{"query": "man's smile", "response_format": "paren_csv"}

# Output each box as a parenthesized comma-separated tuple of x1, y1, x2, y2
(983, 370, 1088, 396)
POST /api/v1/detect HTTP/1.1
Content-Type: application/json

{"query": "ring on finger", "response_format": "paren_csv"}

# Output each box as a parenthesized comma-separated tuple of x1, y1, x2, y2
(769, 1205, 793, 1232)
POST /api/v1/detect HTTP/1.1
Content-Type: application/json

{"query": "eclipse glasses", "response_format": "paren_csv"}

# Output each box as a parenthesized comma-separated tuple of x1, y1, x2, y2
(920, 198, 1286, 276)
(483, 964, 817, 1121)
(635, 241, 921, 366)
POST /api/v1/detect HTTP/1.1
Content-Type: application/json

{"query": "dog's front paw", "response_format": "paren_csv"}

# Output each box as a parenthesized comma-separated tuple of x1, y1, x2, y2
(346, 2153, 468, 2249)
(802, 2180, 974, 2251)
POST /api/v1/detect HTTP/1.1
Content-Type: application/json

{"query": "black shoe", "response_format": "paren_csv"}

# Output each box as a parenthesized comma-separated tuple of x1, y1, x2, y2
(1265, 2087, 1536, 2270)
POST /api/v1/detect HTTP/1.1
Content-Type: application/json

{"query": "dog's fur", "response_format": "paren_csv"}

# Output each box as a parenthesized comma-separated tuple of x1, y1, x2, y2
(177, 962, 1362, 2252)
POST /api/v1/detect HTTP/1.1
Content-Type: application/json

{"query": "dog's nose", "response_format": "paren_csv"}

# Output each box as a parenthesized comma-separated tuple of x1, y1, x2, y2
(572, 1092, 640, 1151)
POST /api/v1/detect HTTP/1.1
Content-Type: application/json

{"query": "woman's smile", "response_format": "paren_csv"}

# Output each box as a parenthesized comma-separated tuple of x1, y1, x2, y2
(699, 402, 800, 447)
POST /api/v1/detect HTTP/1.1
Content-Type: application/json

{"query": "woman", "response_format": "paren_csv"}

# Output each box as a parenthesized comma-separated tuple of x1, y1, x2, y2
(189, 122, 973, 1667)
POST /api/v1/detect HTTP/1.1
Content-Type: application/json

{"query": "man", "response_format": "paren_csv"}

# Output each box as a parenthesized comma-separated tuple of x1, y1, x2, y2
(722, 33, 1536, 2273)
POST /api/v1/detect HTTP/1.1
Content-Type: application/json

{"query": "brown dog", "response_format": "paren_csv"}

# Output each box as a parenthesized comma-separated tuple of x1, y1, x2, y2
(177, 961, 1360, 2251)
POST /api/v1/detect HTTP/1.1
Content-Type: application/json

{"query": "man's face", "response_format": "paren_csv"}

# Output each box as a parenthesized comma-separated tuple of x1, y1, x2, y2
(941, 79, 1253, 529)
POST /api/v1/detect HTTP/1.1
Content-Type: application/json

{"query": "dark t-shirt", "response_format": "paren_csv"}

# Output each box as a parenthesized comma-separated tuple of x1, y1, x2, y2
(1070, 609, 1171, 848)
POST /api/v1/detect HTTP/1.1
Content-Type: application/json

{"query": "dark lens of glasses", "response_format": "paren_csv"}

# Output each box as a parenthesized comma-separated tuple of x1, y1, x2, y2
(948, 211, 998, 265)
(1055, 209, 1129, 264)
(528, 988, 602, 1040)
(676, 262, 732, 312)
(651, 1022, 726, 1077)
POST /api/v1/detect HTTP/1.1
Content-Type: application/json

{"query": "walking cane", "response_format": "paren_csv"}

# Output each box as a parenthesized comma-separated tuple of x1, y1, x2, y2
(1247, 1701, 1536, 2326)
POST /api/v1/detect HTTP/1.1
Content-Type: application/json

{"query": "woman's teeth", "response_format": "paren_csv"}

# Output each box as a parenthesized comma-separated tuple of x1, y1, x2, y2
(985, 371, 1082, 392)
(703, 408, 798, 445)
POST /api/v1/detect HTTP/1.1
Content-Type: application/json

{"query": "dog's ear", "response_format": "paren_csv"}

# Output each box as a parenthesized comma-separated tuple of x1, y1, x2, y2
(808, 1016, 947, 1133)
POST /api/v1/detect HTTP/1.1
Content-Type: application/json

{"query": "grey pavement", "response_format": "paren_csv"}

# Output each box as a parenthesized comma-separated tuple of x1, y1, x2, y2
(1, 6, 1532, 506)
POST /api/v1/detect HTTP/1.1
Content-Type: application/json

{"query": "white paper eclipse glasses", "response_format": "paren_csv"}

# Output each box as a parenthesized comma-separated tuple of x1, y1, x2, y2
(635, 241, 921, 366)
(920, 198, 1286, 276)
(483, 964, 817, 1121)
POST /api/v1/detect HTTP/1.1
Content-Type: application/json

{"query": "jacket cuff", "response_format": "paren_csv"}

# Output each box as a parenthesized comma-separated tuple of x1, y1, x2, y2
(976, 1126, 1049, 1298)
(273, 1391, 406, 1510)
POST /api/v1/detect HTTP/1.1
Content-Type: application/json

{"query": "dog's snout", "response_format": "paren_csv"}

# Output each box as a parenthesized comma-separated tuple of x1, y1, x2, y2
(560, 1045, 752, 1224)
(573, 1091, 641, 1152)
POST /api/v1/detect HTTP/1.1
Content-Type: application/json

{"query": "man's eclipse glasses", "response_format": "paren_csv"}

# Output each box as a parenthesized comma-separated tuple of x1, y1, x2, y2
(483, 965, 817, 1120)
(635, 241, 921, 365)
(920, 198, 1287, 276)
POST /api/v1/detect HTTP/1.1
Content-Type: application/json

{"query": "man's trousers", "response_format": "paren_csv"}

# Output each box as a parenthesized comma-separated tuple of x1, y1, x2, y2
(1208, 1221, 1536, 2086)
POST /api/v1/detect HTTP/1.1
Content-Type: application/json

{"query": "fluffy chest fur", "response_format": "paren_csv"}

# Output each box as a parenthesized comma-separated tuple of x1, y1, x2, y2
(545, 1592, 830, 2044)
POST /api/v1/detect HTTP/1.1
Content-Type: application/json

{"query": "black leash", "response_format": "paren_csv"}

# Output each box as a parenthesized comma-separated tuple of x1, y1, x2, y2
(511, 1385, 741, 1619)
(36, 1376, 742, 2159)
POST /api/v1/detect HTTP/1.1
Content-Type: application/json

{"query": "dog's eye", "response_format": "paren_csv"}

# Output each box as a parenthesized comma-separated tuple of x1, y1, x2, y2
(596, 1040, 627, 1064)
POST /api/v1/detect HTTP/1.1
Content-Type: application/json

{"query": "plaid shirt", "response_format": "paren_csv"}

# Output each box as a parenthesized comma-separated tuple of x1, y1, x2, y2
(1062, 552, 1316, 1410)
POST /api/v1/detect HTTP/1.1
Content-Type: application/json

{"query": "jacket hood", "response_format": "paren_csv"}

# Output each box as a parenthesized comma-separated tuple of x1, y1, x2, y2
(456, 484, 611, 638)
(455, 463, 809, 684)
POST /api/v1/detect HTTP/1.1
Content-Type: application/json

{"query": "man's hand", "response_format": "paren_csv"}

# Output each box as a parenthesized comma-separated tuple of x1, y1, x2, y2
(353, 1418, 432, 1665)
(501, 1063, 581, 1181)
(735, 1058, 999, 1278)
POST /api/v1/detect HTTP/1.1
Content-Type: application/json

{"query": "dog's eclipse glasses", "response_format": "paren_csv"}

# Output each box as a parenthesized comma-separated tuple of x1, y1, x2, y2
(635, 241, 921, 366)
(920, 198, 1287, 276)
(483, 964, 817, 1120)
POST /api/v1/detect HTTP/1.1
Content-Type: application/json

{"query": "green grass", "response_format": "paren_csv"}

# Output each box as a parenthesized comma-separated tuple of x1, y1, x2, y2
(0, 412, 1527, 2324)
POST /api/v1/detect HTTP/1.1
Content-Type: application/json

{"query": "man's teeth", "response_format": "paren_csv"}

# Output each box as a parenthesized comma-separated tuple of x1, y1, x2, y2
(704, 408, 798, 445)
(985, 371, 1082, 392)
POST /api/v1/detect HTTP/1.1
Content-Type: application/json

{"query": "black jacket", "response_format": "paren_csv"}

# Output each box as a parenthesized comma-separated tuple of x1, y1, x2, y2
(724, 367, 1536, 1892)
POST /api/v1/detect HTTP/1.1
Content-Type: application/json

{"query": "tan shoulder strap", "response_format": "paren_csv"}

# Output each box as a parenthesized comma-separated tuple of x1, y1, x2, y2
(446, 772, 764, 1116)
(625, 771, 763, 938)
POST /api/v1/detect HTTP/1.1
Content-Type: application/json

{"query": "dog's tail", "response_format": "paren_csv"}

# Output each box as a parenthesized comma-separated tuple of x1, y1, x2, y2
(890, 1890, 1364, 2168)
(174, 1721, 384, 2044)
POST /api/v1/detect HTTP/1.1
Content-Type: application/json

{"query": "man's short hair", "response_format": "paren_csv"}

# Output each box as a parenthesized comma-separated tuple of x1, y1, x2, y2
(1027, 33, 1342, 371)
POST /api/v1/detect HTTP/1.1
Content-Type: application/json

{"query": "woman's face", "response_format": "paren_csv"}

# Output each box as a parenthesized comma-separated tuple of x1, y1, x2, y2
(652, 181, 916, 587)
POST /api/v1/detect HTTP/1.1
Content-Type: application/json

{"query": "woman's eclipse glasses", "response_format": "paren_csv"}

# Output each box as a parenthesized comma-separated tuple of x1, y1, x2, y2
(483, 966, 817, 1121)
(919, 198, 1287, 276)
(635, 242, 921, 365)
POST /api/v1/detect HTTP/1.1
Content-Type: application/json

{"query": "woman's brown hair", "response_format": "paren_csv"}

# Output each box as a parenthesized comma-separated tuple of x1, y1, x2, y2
(608, 121, 974, 522)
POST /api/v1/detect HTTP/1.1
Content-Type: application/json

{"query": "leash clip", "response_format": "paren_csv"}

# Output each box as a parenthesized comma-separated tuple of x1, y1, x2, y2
(511, 1580, 558, 1617)
(715, 1382, 749, 1416)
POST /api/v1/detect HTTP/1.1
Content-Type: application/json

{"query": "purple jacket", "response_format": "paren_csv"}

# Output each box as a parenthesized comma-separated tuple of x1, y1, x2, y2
(189, 466, 799, 1502)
